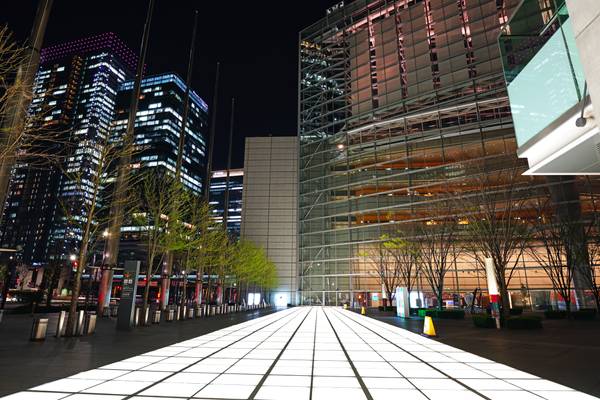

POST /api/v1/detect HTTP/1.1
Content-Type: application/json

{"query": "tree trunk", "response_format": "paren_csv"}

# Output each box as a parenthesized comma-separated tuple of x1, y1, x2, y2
(499, 279, 511, 319)
(65, 250, 87, 336)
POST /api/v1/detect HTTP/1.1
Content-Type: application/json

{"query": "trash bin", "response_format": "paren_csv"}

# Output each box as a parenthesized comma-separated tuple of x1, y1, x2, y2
(166, 308, 175, 322)
(85, 313, 97, 335)
(152, 309, 161, 324)
(30, 317, 49, 341)
(187, 307, 194, 319)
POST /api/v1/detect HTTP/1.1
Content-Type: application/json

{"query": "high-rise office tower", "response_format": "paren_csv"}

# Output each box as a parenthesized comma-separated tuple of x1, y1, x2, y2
(111, 73, 208, 195)
(209, 169, 244, 237)
(0, 33, 136, 266)
(112, 73, 208, 260)
(298, 0, 596, 307)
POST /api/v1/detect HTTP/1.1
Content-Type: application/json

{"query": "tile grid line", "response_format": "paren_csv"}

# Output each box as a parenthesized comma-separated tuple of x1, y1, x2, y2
(22, 310, 295, 399)
(332, 308, 495, 399)
(324, 307, 435, 400)
(188, 307, 310, 399)
(117, 308, 300, 400)
(94, 313, 300, 400)
(247, 307, 314, 400)
(308, 306, 318, 400)
(335, 309, 551, 400)
(321, 307, 374, 400)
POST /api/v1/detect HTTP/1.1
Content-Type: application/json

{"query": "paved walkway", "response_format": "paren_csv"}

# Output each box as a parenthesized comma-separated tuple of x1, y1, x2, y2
(2, 307, 598, 400)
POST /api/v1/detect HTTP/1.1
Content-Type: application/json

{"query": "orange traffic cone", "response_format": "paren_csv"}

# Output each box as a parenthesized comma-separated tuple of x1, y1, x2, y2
(361, 306, 366, 315)
(422, 315, 437, 337)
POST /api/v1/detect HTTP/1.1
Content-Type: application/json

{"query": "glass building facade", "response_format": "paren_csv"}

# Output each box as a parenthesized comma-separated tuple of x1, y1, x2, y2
(499, 0, 585, 147)
(298, 0, 600, 307)
(112, 73, 208, 196)
(209, 169, 244, 237)
(0, 33, 135, 266)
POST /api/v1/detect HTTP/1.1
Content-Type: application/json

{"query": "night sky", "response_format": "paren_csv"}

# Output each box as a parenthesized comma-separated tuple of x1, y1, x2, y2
(3, 0, 339, 169)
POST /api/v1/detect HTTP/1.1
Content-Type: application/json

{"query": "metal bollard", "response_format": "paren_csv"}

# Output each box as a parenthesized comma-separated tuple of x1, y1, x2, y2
(187, 307, 194, 319)
(0, 309, 4, 323)
(30, 317, 49, 341)
(134, 307, 140, 326)
(175, 306, 181, 321)
(152, 309, 161, 324)
(85, 313, 97, 335)
(75, 310, 86, 336)
(102, 306, 110, 318)
(195, 305, 202, 317)
(181, 305, 187, 320)
(55, 311, 67, 337)
(110, 304, 118, 317)
(166, 308, 175, 322)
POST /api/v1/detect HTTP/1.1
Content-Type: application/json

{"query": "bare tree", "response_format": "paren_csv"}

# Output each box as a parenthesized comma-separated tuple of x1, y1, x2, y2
(133, 172, 183, 318)
(359, 235, 401, 307)
(417, 200, 461, 311)
(61, 131, 136, 336)
(528, 198, 580, 314)
(457, 165, 531, 317)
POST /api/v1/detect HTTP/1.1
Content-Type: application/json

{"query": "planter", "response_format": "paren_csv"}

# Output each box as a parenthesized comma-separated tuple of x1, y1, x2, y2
(544, 310, 567, 319)
(418, 309, 465, 319)
(572, 309, 597, 320)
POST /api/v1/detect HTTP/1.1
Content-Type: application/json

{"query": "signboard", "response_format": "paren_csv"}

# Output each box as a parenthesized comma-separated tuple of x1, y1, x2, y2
(395, 287, 410, 318)
(117, 260, 140, 330)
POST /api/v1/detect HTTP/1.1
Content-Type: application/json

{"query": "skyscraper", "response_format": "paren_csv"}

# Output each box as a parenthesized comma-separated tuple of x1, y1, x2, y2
(110, 73, 208, 262)
(298, 0, 594, 307)
(209, 169, 244, 237)
(0, 32, 136, 266)
(111, 73, 208, 195)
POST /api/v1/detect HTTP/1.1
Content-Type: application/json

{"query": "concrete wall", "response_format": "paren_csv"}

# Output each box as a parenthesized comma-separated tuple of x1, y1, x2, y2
(240, 137, 298, 306)
(566, 0, 600, 123)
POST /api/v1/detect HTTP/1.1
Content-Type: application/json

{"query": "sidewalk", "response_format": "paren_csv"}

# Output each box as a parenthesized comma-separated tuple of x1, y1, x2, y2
(367, 310, 600, 398)
(0, 307, 277, 396)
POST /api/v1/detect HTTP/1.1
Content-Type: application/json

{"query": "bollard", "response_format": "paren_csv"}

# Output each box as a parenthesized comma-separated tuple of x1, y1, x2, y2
(203, 304, 208, 317)
(175, 306, 181, 321)
(85, 313, 97, 335)
(102, 307, 110, 318)
(0, 309, 4, 323)
(361, 306, 366, 315)
(152, 309, 161, 324)
(166, 308, 175, 322)
(30, 317, 49, 341)
(181, 305, 187, 320)
(195, 305, 202, 317)
(75, 310, 86, 336)
(110, 304, 118, 317)
(55, 311, 67, 337)
(134, 307, 141, 327)
(187, 306, 194, 319)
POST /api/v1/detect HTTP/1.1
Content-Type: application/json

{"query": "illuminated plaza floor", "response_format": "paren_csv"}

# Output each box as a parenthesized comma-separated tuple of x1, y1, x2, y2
(2, 307, 598, 400)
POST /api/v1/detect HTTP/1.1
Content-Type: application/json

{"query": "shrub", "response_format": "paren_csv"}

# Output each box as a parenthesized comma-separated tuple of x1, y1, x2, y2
(572, 309, 597, 320)
(506, 316, 542, 329)
(509, 307, 523, 316)
(472, 314, 497, 328)
(544, 310, 567, 319)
